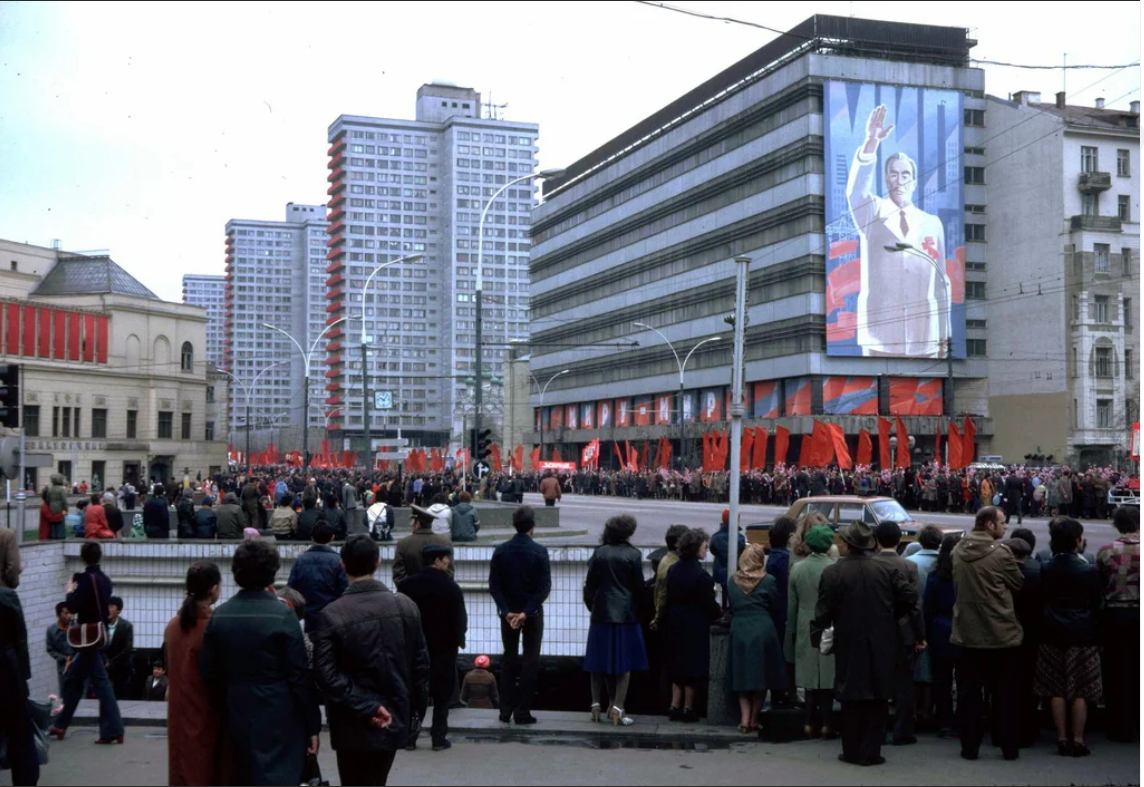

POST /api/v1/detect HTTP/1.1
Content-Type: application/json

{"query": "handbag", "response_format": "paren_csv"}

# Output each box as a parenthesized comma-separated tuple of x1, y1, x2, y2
(66, 575, 108, 651)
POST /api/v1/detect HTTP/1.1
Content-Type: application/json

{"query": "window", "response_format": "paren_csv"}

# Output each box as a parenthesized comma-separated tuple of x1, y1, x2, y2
(1094, 295, 1110, 323)
(91, 461, 105, 490)
(1096, 346, 1113, 377)
(1117, 149, 1131, 177)
(158, 411, 173, 440)
(966, 281, 987, 300)
(1124, 248, 1134, 276)
(1073, 348, 1079, 378)
(964, 109, 985, 127)
(206, 385, 215, 403)
(1073, 295, 1081, 321)
(1125, 298, 1133, 330)
(181, 413, 192, 440)
(1081, 146, 1099, 173)
(1082, 193, 1098, 216)
(1095, 243, 1111, 272)
(1127, 350, 1134, 380)
(23, 405, 38, 438)
(1119, 195, 1131, 222)
(1097, 399, 1113, 429)
(965, 204, 987, 214)
(92, 409, 107, 439)
(964, 147, 986, 156)
(967, 338, 987, 357)
(126, 410, 137, 440)
(966, 319, 988, 329)
(205, 421, 216, 442)
(964, 166, 985, 185)
(965, 224, 986, 242)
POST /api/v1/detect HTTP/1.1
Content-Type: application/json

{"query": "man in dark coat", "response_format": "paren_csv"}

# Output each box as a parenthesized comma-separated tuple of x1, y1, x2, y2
(288, 521, 348, 623)
(488, 506, 551, 725)
(0, 586, 38, 786)
(398, 544, 468, 751)
(215, 492, 249, 540)
(874, 522, 926, 746)
(812, 522, 916, 767)
(314, 536, 430, 787)
(201, 541, 321, 786)
(1003, 471, 1028, 525)
(240, 479, 262, 531)
(143, 485, 171, 538)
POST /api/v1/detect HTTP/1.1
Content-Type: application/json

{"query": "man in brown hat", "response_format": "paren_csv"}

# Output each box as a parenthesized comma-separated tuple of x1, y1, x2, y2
(393, 504, 453, 586)
(811, 521, 916, 767)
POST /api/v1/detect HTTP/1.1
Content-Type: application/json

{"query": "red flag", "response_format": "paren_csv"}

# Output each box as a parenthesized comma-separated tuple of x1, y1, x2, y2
(701, 432, 712, 472)
(740, 428, 754, 473)
(491, 444, 503, 473)
(514, 445, 524, 471)
(895, 416, 910, 469)
(612, 441, 624, 470)
(808, 421, 833, 467)
(530, 446, 541, 469)
(948, 422, 964, 470)
(828, 423, 852, 470)
(798, 432, 812, 468)
(553, 447, 562, 463)
(857, 429, 873, 467)
(963, 417, 977, 465)
(639, 442, 648, 472)
(625, 441, 638, 472)
(715, 430, 729, 469)
(661, 437, 672, 470)
(935, 426, 943, 466)
(753, 427, 768, 470)
(774, 426, 790, 466)
(878, 417, 892, 469)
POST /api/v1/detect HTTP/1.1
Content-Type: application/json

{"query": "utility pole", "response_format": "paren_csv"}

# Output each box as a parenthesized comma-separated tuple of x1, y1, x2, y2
(727, 256, 750, 588)
(362, 340, 371, 470)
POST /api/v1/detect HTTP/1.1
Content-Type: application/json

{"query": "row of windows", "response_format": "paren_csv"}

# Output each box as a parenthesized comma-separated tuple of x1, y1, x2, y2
(1073, 294, 1132, 326)
(24, 407, 206, 441)
(1081, 147, 1132, 176)
(1080, 193, 1133, 222)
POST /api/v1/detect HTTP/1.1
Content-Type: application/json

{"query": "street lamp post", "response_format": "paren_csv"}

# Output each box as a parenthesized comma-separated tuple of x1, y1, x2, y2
(885, 242, 955, 422)
(263, 316, 358, 471)
(633, 322, 722, 469)
(215, 360, 290, 472)
(474, 167, 566, 473)
(359, 253, 423, 470)
(530, 369, 570, 463)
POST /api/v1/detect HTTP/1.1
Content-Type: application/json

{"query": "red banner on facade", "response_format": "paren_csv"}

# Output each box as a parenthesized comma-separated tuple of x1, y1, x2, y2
(857, 429, 873, 468)
(774, 427, 790, 467)
(753, 427, 768, 470)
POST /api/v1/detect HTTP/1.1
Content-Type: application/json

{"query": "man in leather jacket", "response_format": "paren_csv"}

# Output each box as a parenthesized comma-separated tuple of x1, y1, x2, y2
(313, 536, 430, 786)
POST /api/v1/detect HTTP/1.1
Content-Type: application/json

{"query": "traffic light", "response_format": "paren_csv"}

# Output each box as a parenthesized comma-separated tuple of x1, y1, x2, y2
(0, 364, 18, 428)
(477, 428, 493, 462)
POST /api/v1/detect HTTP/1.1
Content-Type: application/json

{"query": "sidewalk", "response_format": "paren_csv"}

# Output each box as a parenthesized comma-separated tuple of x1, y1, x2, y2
(71, 700, 744, 744)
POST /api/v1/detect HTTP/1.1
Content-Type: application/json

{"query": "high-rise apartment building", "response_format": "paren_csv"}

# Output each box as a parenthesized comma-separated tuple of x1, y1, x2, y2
(223, 203, 329, 449)
(182, 274, 226, 367)
(324, 84, 539, 450)
(986, 91, 1139, 467)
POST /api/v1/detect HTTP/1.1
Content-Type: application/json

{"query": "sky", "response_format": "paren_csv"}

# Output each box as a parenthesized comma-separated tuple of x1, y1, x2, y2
(0, 0, 1139, 303)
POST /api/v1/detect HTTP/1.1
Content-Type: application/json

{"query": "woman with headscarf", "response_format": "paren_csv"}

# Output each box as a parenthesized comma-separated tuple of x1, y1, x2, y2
(786, 524, 838, 739)
(727, 544, 788, 734)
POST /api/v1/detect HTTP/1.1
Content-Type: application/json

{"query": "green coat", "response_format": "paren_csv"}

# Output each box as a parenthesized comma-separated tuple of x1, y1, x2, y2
(726, 575, 787, 694)
(785, 552, 836, 690)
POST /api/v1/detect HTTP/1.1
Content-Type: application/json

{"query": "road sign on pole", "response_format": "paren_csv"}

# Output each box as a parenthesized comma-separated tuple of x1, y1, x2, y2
(376, 449, 410, 461)
(371, 438, 409, 449)
(472, 461, 491, 479)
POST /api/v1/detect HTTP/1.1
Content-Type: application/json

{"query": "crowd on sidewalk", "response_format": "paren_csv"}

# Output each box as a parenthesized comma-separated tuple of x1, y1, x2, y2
(1, 466, 1139, 785)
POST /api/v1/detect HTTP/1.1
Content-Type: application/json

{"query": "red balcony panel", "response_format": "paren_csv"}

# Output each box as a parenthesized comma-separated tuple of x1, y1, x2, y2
(326, 408, 342, 420)
(225, 254, 234, 263)
(328, 220, 345, 235)
(225, 244, 235, 255)
(326, 287, 343, 300)
(326, 341, 342, 353)
(325, 397, 343, 406)
(326, 248, 347, 261)
(327, 152, 345, 170)
(325, 261, 346, 275)
(327, 206, 346, 223)
(325, 382, 341, 392)
(326, 181, 346, 196)
(326, 302, 342, 314)
(326, 275, 344, 288)
(324, 369, 340, 379)
(325, 234, 345, 249)
(327, 326, 344, 338)
(327, 192, 346, 209)
(327, 167, 345, 183)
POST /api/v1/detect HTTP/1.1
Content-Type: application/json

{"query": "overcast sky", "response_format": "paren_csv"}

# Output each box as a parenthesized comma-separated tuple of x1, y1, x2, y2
(0, 0, 1138, 302)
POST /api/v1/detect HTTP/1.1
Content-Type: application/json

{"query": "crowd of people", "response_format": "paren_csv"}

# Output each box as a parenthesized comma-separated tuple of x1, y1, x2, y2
(0, 458, 1138, 785)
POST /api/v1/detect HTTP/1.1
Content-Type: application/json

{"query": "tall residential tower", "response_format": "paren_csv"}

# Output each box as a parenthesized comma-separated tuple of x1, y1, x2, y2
(181, 274, 226, 367)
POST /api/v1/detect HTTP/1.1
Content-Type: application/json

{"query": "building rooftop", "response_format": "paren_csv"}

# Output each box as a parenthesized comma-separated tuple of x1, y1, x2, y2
(33, 255, 160, 301)
(1030, 102, 1141, 132)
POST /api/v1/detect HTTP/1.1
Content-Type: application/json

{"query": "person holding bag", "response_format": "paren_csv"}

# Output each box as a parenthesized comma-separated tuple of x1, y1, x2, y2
(48, 541, 124, 745)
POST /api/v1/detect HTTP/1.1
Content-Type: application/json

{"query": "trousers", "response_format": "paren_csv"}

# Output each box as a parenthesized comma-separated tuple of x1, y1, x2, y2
(840, 700, 888, 764)
(500, 611, 544, 718)
(429, 649, 457, 743)
(959, 647, 1020, 758)
(0, 703, 39, 787)
(892, 646, 917, 741)
(335, 750, 397, 787)
(53, 648, 124, 740)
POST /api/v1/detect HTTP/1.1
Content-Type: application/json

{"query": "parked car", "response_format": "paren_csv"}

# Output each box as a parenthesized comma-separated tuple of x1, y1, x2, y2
(746, 496, 962, 553)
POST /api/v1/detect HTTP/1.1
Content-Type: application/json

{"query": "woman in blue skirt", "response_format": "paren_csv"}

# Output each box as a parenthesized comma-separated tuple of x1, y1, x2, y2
(583, 514, 649, 726)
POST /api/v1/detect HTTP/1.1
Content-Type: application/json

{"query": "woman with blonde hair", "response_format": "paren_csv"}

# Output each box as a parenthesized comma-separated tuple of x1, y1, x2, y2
(726, 544, 788, 734)
(790, 512, 840, 566)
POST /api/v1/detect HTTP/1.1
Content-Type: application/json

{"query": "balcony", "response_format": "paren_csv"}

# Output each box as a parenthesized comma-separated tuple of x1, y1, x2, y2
(326, 259, 345, 274)
(327, 206, 346, 224)
(327, 192, 346, 209)
(326, 274, 344, 288)
(326, 181, 346, 196)
(1070, 215, 1123, 232)
(328, 153, 345, 170)
(1078, 171, 1112, 193)
(327, 167, 345, 183)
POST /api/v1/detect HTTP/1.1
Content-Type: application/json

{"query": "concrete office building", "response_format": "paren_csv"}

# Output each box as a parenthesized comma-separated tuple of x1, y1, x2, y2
(181, 274, 226, 367)
(0, 239, 227, 489)
(986, 91, 1140, 468)
(223, 203, 329, 451)
(528, 16, 994, 466)
(324, 83, 539, 452)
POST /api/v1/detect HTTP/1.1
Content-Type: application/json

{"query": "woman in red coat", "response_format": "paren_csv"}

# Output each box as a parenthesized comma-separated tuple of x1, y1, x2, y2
(164, 562, 224, 786)
(83, 494, 116, 539)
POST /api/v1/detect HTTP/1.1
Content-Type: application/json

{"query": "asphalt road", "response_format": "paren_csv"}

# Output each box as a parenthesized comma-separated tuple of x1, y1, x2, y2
(522, 492, 1123, 550)
(6, 726, 1136, 787)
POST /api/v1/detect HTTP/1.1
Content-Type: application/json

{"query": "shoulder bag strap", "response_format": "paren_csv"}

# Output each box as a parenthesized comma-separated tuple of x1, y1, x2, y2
(91, 573, 104, 624)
